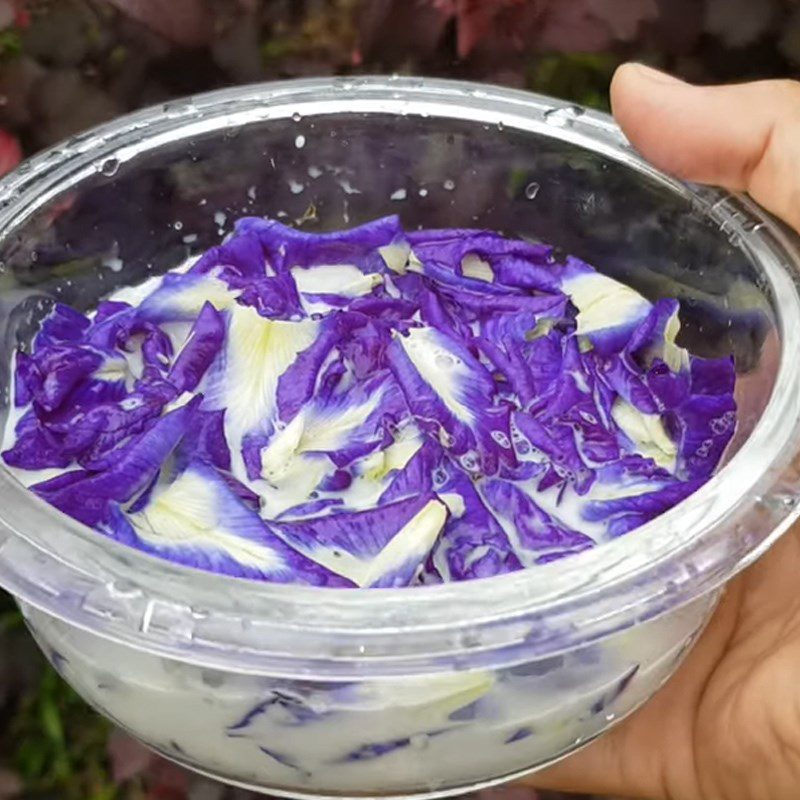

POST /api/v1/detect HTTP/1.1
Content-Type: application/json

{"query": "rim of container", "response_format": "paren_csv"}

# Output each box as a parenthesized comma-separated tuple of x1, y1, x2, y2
(1, 76, 800, 676)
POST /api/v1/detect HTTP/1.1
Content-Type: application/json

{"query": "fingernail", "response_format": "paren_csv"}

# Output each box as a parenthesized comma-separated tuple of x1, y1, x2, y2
(627, 63, 687, 86)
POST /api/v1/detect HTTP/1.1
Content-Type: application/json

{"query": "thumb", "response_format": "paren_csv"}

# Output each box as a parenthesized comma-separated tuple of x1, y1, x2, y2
(610, 63, 800, 232)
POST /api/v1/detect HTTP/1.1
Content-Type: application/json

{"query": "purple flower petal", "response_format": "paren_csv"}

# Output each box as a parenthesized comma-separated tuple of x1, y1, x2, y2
(174, 409, 231, 472)
(387, 326, 514, 476)
(559, 263, 653, 356)
(32, 398, 201, 527)
(379, 437, 441, 503)
(52, 381, 178, 469)
(408, 228, 558, 292)
(582, 476, 704, 539)
(4, 215, 738, 586)
(670, 391, 737, 481)
(689, 355, 736, 396)
(24, 345, 105, 412)
(480, 479, 595, 563)
(167, 302, 225, 393)
(430, 469, 522, 581)
(274, 312, 368, 423)
(269, 493, 448, 587)
(2, 408, 74, 470)
(34, 304, 90, 348)
(190, 230, 267, 279)
(137, 272, 239, 324)
(232, 274, 303, 319)
(201, 303, 321, 474)
(122, 460, 353, 585)
(236, 215, 404, 273)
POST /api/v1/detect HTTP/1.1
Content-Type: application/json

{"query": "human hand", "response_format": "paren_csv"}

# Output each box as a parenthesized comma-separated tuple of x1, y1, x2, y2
(526, 64, 800, 800)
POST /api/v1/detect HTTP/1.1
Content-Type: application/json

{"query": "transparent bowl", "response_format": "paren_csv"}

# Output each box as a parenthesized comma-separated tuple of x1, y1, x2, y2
(0, 77, 799, 799)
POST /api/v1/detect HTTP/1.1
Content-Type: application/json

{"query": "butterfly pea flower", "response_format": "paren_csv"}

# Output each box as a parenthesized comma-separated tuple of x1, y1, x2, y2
(2, 218, 737, 586)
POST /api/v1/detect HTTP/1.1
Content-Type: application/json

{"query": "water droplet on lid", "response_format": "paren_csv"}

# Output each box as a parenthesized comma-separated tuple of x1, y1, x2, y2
(101, 256, 122, 273)
(292, 111, 302, 122)
(525, 182, 540, 200)
(295, 134, 306, 149)
(418, 187, 428, 197)
(605, 712, 616, 722)
(173, 220, 183, 231)
(741, 219, 765, 234)
(390, 188, 407, 201)
(443, 179, 455, 191)
(99, 157, 119, 177)
(544, 105, 585, 128)
(337, 178, 361, 195)
(163, 100, 194, 118)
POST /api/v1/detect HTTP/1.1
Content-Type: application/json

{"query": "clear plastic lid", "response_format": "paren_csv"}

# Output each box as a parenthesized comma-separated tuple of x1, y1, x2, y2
(0, 77, 798, 678)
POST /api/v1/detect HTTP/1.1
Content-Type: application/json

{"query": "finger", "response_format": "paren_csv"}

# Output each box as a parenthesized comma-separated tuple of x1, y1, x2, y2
(610, 64, 800, 233)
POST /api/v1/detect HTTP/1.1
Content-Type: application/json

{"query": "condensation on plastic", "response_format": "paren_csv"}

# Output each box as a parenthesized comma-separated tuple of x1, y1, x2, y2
(0, 78, 797, 798)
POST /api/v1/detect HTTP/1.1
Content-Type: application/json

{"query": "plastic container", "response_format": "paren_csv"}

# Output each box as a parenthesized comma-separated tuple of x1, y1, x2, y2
(0, 77, 799, 799)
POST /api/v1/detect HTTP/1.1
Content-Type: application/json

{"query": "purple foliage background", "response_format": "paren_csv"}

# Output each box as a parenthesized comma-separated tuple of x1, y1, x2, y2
(0, 1, 797, 799)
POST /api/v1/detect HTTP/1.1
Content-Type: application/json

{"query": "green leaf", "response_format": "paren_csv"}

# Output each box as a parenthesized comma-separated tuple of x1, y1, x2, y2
(6, 660, 116, 798)
(15, 738, 49, 780)
(0, 607, 23, 633)
(260, 37, 296, 63)
(90, 785, 119, 800)
(527, 52, 622, 111)
(0, 29, 22, 60)
(40, 696, 65, 746)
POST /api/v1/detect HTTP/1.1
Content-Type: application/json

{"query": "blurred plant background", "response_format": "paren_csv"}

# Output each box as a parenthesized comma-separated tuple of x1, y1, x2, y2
(0, 1, 797, 798)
